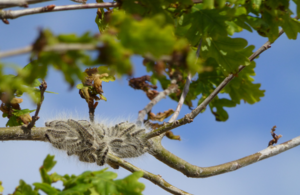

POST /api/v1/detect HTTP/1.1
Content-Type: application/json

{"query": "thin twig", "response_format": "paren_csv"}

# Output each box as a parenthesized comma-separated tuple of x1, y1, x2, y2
(168, 39, 202, 123)
(27, 80, 47, 130)
(0, 43, 98, 58)
(143, 28, 285, 140)
(0, 2, 118, 21)
(0, 0, 52, 9)
(136, 80, 178, 126)
(108, 154, 192, 195)
(88, 101, 98, 123)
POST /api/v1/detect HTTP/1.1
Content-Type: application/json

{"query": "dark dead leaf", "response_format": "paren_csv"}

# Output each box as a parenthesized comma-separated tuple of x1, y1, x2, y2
(149, 109, 174, 122)
(146, 90, 159, 100)
(129, 75, 157, 91)
(268, 125, 282, 146)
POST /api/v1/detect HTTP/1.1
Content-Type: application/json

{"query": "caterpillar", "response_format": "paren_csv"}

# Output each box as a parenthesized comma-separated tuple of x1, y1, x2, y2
(45, 119, 149, 167)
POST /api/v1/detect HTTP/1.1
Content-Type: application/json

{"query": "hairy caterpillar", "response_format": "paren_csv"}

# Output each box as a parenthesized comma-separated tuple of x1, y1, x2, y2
(45, 119, 149, 167)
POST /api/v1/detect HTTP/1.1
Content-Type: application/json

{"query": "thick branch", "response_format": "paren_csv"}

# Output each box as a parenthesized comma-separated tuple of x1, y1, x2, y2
(136, 81, 178, 126)
(0, 43, 98, 58)
(108, 154, 191, 195)
(0, 125, 190, 195)
(0, 2, 118, 20)
(1, 125, 300, 179)
(0, 0, 52, 9)
(0, 126, 47, 141)
(149, 135, 300, 178)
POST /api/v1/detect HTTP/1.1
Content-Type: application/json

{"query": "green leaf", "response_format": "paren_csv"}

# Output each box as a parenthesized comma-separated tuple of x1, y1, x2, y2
(42, 155, 57, 172)
(202, 37, 253, 74)
(33, 183, 59, 195)
(76, 83, 84, 89)
(32, 79, 41, 87)
(6, 115, 21, 127)
(293, 0, 300, 17)
(45, 91, 58, 94)
(251, 0, 262, 12)
(100, 94, 107, 101)
(40, 168, 52, 185)
(224, 62, 265, 104)
(209, 97, 236, 121)
(111, 11, 178, 58)
(39, 155, 57, 185)
(101, 75, 115, 82)
(0, 181, 3, 194)
(12, 109, 35, 117)
(114, 171, 145, 195)
(13, 180, 38, 195)
(2, 113, 8, 118)
(203, 0, 214, 9)
(281, 16, 300, 40)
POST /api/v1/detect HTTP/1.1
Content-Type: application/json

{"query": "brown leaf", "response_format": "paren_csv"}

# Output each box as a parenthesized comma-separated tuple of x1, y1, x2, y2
(0, 93, 9, 103)
(146, 90, 159, 100)
(93, 78, 103, 94)
(32, 29, 47, 55)
(149, 109, 174, 122)
(166, 131, 181, 141)
(10, 98, 23, 105)
(268, 125, 282, 146)
(85, 68, 98, 76)
(79, 87, 90, 103)
(0, 103, 9, 114)
(145, 121, 164, 130)
(19, 113, 32, 125)
(128, 75, 157, 91)
(154, 61, 165, 76)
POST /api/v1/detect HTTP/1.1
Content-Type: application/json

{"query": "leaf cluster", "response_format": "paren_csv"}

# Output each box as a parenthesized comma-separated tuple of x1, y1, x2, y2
(2, 0, 300, 123)
(12, 155, 145, 195)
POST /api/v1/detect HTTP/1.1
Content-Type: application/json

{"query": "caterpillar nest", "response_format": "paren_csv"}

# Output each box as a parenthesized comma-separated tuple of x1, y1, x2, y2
(45, 119, 149, 167)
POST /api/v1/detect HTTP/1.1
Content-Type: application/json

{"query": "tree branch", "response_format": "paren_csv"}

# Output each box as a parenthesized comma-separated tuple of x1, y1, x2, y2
(27, 80, 47, 130)
(136, 80, 178, 126)
(0, 2, 118, 21)
(168, 39, 202, 123)
(143, 28, 285, 140)
(148, 135, 300, 178)
(0, 0, 53, 9)
(0, 125, 190, 195)
(1, 125, 300, 180)
(0, 126, 47, 141)
(0, 43, 98, 58)
(108, 154, 192, 195)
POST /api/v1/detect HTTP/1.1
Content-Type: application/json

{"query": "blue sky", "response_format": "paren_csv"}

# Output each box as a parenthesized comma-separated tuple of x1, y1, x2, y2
(1, 1, 300, 195)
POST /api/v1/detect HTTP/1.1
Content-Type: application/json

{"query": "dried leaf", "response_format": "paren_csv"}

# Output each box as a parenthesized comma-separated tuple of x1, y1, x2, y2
(10, 98, 23, 105)
(85, 67, 98, 76)
(0, 103, 9, 114)
(149, 109, 174, 122)
(19, 113, 32, 125)
(146, 90, 159, 100)
(154, 61, 165, 76)
(145, 121, 163, 129)
(93, 78, 103, 94)
(268, 126, 282, 146)
(129, 75, 157, 91)
(79, 87, 90, 103)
